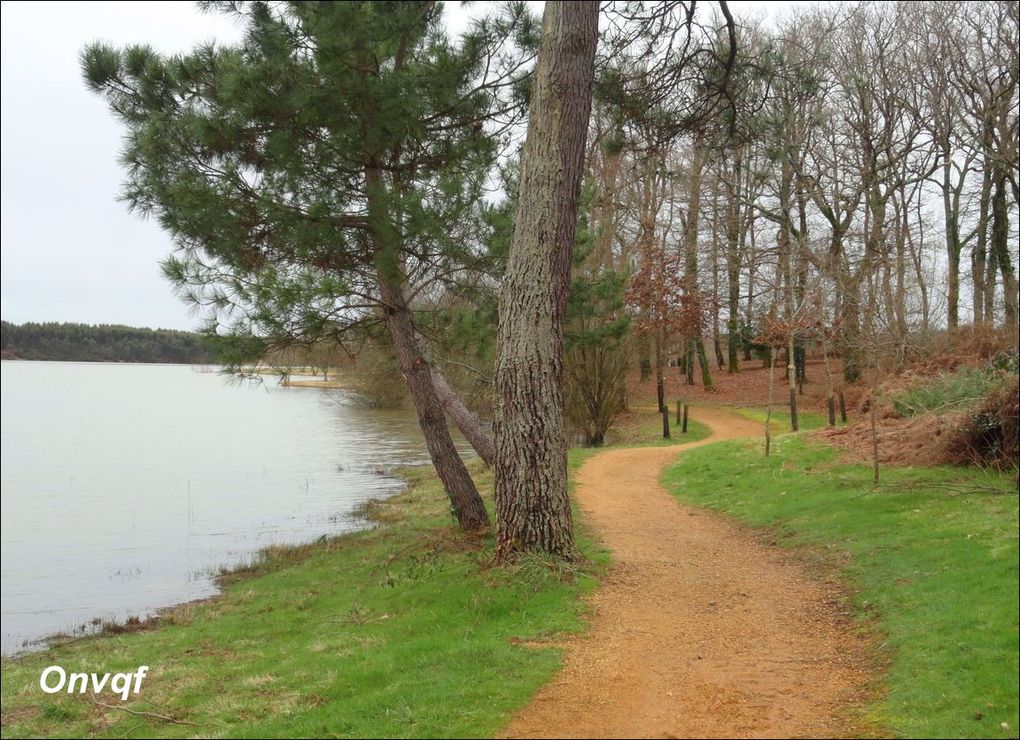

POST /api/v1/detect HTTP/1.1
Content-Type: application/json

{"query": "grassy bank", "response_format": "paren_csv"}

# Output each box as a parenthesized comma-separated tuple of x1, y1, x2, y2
(662, 434, 1019, 738)
(0, 461, 606, 739)
(611, 405, 711, 447)
(735, 406, 833, 432)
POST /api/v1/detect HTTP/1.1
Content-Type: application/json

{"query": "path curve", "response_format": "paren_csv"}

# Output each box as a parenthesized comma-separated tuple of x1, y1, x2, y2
(500, 406, 869, 739)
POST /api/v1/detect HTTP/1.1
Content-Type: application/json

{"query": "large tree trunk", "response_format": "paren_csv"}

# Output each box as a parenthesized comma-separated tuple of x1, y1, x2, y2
(991, 171, 1018, 339)
(907, 198, 930, 332)
(710, 179, 725, 370)
(778, 155, 798, 430)
(841, 277, 863, 383)
(493, 1, 598, 563)
(725, 146, 743, 374)
(655, 334, 665, 413)
(972, 165, 992, 323)
(744, 219, 757, 362)
(942, 145, 962, 329)
(683, 134, 714, 390)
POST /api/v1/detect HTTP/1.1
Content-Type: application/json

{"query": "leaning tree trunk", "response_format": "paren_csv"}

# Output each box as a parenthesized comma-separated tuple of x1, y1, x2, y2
(493, 0, 598, 563)
(408, 329, 496, 466)
(366, 162, 489, 532)
(429, 364, 495, 466)
(378, 278, 490, 531)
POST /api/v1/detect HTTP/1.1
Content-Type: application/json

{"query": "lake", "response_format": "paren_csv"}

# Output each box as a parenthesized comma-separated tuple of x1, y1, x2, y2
(0, 361, 468, 655)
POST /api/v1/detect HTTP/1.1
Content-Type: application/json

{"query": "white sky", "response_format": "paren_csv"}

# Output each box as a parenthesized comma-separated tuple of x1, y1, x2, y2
(1, 1, 811, 331)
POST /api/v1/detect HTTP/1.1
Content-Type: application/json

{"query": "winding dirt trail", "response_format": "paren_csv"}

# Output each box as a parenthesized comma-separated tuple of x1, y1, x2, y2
(501, 406, 870, 739)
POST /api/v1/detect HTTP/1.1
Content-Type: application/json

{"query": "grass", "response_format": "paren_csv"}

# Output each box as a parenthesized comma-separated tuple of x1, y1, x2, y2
(662, 434, 1019, 739)
(610, 404, 711, 447)
(736, 406, 832, 432)
(893, 367, 1003, 417)
(0, 460, 607, 739)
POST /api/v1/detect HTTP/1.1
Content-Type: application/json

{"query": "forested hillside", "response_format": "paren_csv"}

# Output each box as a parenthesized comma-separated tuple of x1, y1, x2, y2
(0, 320, 215, 363)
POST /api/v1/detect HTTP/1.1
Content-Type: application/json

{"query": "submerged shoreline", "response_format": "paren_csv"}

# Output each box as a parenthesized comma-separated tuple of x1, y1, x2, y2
(4, 483, 403, 660)
(0, 362, 460, 656)
(0, 458, 601, 738)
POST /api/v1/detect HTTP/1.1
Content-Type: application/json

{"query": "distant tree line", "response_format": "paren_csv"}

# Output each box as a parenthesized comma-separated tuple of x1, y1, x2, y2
(0, 321, 216, 364)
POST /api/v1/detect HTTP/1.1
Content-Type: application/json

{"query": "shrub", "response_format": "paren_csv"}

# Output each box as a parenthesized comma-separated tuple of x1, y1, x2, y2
(944, 375, 1020, 472)
(893, 367, 1000, 417)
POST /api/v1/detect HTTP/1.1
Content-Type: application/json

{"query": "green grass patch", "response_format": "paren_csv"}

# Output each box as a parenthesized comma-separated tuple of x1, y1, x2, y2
(609, 404, 711, 447)
(736, 406, 832, 432)
(662, 435, 1019, 738)
(893, 367, 1003, 417)
(0, 460, 604, 739)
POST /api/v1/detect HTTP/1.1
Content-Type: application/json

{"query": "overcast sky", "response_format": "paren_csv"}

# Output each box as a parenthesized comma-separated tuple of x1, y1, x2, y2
(1, 1, 811, 332)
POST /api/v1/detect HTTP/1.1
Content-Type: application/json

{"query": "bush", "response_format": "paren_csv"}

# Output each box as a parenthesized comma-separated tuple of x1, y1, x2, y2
(990, 350, 1020, 375)
(893, 367, 1001, 417)
(944, 375, 1020, 472)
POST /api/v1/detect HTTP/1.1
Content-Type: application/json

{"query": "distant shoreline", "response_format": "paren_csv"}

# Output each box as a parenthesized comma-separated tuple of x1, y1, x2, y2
(1, 357, 217, 366)
(1, 320, 216, 364)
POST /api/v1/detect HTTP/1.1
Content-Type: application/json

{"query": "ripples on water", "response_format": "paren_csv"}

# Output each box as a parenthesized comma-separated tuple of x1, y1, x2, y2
(0, 362, 472, 654)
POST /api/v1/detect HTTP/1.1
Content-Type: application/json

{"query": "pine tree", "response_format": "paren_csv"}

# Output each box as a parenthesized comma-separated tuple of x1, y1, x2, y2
(82, 1, 536, 530)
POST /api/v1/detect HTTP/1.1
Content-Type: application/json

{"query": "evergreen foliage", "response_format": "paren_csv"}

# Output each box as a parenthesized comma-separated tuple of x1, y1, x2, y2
(80, 1, 535, 365)
(0, 320, 215, 363)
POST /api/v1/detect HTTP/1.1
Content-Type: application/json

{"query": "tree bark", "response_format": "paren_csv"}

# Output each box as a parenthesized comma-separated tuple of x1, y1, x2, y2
(655, 334, 665, 413)
(788, 333, 799, 433)
(942, 144, 962, 329)
(991, 171, 1018, 339)
(710, 178, 725, 370)
(765, 346, 776, 457)
(683, 135, 713, 390)
(407, 329, 496, 467)
(365, 159, 489, 532)
(744, 216, 757, 362)
(493, 1, 598, 563)
(429, 364, 495, 466)
(725, 146, 743, 373)
(972, 164, 992, 323)
(378, 277, 490, 531)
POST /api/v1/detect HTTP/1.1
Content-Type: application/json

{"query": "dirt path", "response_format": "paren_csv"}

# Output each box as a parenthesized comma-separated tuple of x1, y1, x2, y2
(500, 406, 870, 739)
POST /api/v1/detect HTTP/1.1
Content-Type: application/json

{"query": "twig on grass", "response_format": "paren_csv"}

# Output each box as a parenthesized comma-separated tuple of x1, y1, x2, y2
(879, 479, 1017, 497)
(89, 696, 200, 727)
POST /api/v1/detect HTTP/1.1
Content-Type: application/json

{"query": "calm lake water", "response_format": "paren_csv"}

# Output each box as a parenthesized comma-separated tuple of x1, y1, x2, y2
(0, 361, 468, 655)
